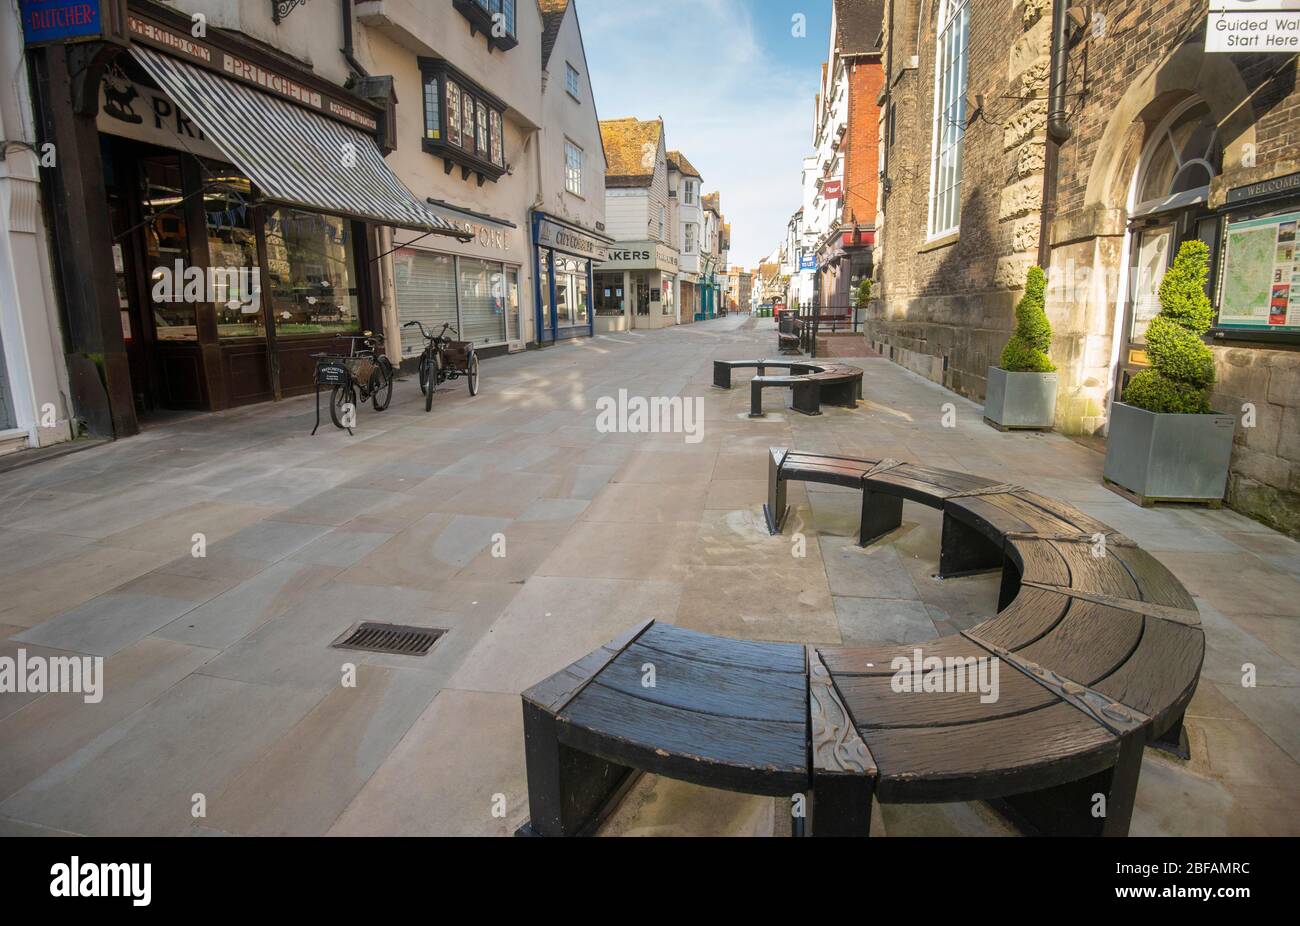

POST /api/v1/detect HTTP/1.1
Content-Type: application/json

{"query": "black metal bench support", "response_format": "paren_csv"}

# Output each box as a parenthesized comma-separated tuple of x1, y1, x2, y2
(810, 779, 875, 837)
(860, 491, 904, 546)
(518, 702, 638, 837)
(791, 381, 822, 416)
(765, 448, 789, 535)
(994, 733, 1144, 837)
(938, 514, 1006, 579)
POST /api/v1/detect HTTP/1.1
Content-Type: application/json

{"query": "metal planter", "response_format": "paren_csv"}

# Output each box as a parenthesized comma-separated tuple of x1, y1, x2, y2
(983, 367, 1058, 430)
(1103, 401, 1236, 506)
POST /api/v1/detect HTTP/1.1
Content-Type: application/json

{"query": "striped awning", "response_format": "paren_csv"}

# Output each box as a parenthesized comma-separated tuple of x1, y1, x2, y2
(130, 46, 470, 239)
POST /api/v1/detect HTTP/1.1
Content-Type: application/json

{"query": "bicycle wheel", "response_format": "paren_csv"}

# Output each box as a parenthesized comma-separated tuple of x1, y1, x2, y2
(371, 358, 394, 412)
(418, 350, 431, 396)
(424, 352, 443, 413)
(466, 352, 480, 396)
(330, 383, 357, 429)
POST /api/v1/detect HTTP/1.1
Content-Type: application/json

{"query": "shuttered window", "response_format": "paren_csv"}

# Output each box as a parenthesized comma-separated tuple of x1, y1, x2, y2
(394, 249, 458, 358)
(459, 257, 507, 346)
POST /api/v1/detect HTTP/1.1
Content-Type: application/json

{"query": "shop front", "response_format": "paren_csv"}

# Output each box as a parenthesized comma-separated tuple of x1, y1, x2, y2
(594, 241, 680, 331)
(678, 275, 697, 325)
(392, 203, 526, 365)
(29, 3, 468, 436)
(532, 213, 611, 343)
(817, 228, 873, 316)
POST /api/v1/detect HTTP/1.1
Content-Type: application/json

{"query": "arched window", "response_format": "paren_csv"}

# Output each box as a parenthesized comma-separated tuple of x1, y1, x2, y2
(1132, 100, 1222, 216)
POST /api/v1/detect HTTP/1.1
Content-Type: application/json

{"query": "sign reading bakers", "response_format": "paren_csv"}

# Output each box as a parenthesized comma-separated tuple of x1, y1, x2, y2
(1207, 0, 1300, 52)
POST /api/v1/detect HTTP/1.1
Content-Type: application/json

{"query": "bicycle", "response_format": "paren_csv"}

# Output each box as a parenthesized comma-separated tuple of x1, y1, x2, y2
(310, 331, 395, 433)
(402, 320, 480, 413)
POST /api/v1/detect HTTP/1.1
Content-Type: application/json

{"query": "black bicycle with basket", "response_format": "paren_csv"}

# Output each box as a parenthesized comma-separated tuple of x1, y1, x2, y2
(311, 332, 395, 434)
(402, 320, 480, 413)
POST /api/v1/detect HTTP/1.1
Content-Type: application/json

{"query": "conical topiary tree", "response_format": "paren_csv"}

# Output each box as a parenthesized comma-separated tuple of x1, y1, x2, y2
(1000, 265, 1055, 373)
(1122, 239, 1216, 414)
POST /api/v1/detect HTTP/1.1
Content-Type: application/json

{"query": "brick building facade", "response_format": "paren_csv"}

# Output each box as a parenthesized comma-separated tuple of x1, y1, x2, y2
(869, 0, 1300, 535)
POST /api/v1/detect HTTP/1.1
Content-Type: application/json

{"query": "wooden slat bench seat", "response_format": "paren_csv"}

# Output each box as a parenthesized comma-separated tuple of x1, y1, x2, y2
(517, 450, 1203, 837)
(713, 359, 863, 417)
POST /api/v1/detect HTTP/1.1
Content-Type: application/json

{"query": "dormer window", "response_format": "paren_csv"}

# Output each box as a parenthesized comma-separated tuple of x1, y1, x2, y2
(421, 59, 508, 184)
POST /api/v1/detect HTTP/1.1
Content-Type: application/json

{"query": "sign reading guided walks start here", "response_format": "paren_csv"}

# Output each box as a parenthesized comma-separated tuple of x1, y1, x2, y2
(18, 0, 111, 45)
(1206, 0, 1300, 52)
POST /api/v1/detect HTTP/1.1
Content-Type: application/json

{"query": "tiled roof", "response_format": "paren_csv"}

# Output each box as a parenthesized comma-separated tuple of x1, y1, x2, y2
(540, 0, 569, 70)
(599, 117, 663, 188)
(666, 150, 701, 179)
(835, 0, 884, 56)
(702, 191, 720, 213)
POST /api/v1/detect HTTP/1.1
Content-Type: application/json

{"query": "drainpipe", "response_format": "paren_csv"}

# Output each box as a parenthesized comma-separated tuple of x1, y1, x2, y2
(1038, 0, 1073, 270)
(340, 0, 369, 79)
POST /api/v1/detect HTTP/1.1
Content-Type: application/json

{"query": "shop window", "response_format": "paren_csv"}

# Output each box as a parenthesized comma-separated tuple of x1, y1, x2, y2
(506, 266, 520, 341)
(204, 175, 263, 339)
(262, 208, 359, 336)
(142, 156, 196, 341)
(565, 140, 583, 196)
(595, 273, 623, 316)
(927, 0, 970, 239)
(421, 61, 508, 181)
(554, 255, 589, 327)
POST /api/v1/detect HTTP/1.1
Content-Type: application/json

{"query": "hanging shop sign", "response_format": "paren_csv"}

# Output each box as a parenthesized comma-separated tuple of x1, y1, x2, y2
(1217, 208, 1300, 333)
(1206, 1, 1300, 52)
(125, 11, 379, 133)
(822, 180, 843, 199)
(799, 255, 818, 271)
(18, 0, 126, 46)
(535, 218, 609, 262)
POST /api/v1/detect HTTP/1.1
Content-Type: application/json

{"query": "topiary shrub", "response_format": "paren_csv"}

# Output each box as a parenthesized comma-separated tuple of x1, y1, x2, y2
(1121, 239, 1215, 414)
(1000, 266, 1055, 373)
(855, 278, 872, 310)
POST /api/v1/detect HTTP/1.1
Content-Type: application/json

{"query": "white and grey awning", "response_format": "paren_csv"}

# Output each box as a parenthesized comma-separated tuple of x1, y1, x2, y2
(130, 45, 470, 239)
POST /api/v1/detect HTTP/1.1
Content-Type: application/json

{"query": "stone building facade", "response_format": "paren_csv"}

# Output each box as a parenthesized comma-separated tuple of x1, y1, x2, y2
(869, 0, 1300, 536)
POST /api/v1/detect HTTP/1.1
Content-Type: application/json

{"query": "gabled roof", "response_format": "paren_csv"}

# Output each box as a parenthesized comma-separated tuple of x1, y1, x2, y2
(702, 191, 721, 214)
(666, 150, 701, 179)
(599, 117, 663, 188)
(539, 0, 569, 70)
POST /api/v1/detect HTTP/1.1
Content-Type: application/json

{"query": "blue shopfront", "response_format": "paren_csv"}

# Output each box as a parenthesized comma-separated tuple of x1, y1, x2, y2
(532, 213, 612, 344)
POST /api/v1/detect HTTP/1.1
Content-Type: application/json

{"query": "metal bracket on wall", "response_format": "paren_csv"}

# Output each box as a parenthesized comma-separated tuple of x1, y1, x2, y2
(272, 0, 309, 25)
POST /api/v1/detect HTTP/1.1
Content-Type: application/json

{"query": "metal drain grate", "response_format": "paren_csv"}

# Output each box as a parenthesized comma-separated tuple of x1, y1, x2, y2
(331, 622, 445, 657)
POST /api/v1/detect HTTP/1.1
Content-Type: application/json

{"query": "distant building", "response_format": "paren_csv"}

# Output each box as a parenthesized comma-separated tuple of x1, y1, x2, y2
(594, 117, 681, 330)
(668, 150, 704, 324)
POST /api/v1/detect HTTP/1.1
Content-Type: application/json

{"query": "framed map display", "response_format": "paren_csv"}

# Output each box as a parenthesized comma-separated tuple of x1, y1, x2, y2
(1217, 209, 1300, 334)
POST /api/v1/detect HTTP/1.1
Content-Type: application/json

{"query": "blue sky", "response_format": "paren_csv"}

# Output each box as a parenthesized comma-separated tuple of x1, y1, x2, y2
(577, 0, 832, 268)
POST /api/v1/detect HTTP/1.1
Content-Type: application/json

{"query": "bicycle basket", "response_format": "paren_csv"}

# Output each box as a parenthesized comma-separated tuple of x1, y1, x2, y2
(444, 342, 472, 369)
(344, 356, 377, 384)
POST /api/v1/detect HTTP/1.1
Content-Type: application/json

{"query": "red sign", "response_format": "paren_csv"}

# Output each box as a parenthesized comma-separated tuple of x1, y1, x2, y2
(822, 180, 843, 199)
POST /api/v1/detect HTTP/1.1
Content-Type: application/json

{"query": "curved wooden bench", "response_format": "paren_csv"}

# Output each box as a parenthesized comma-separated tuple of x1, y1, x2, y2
(517, 449, 1202, 837)
(713, 359, 863, 417)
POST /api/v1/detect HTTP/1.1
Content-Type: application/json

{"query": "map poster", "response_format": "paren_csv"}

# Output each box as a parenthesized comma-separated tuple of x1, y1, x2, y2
(1219, 209, 1300, 332)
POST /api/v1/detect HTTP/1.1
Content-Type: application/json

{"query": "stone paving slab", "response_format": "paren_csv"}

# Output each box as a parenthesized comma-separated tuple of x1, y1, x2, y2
(0, 315, 1295, 836)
